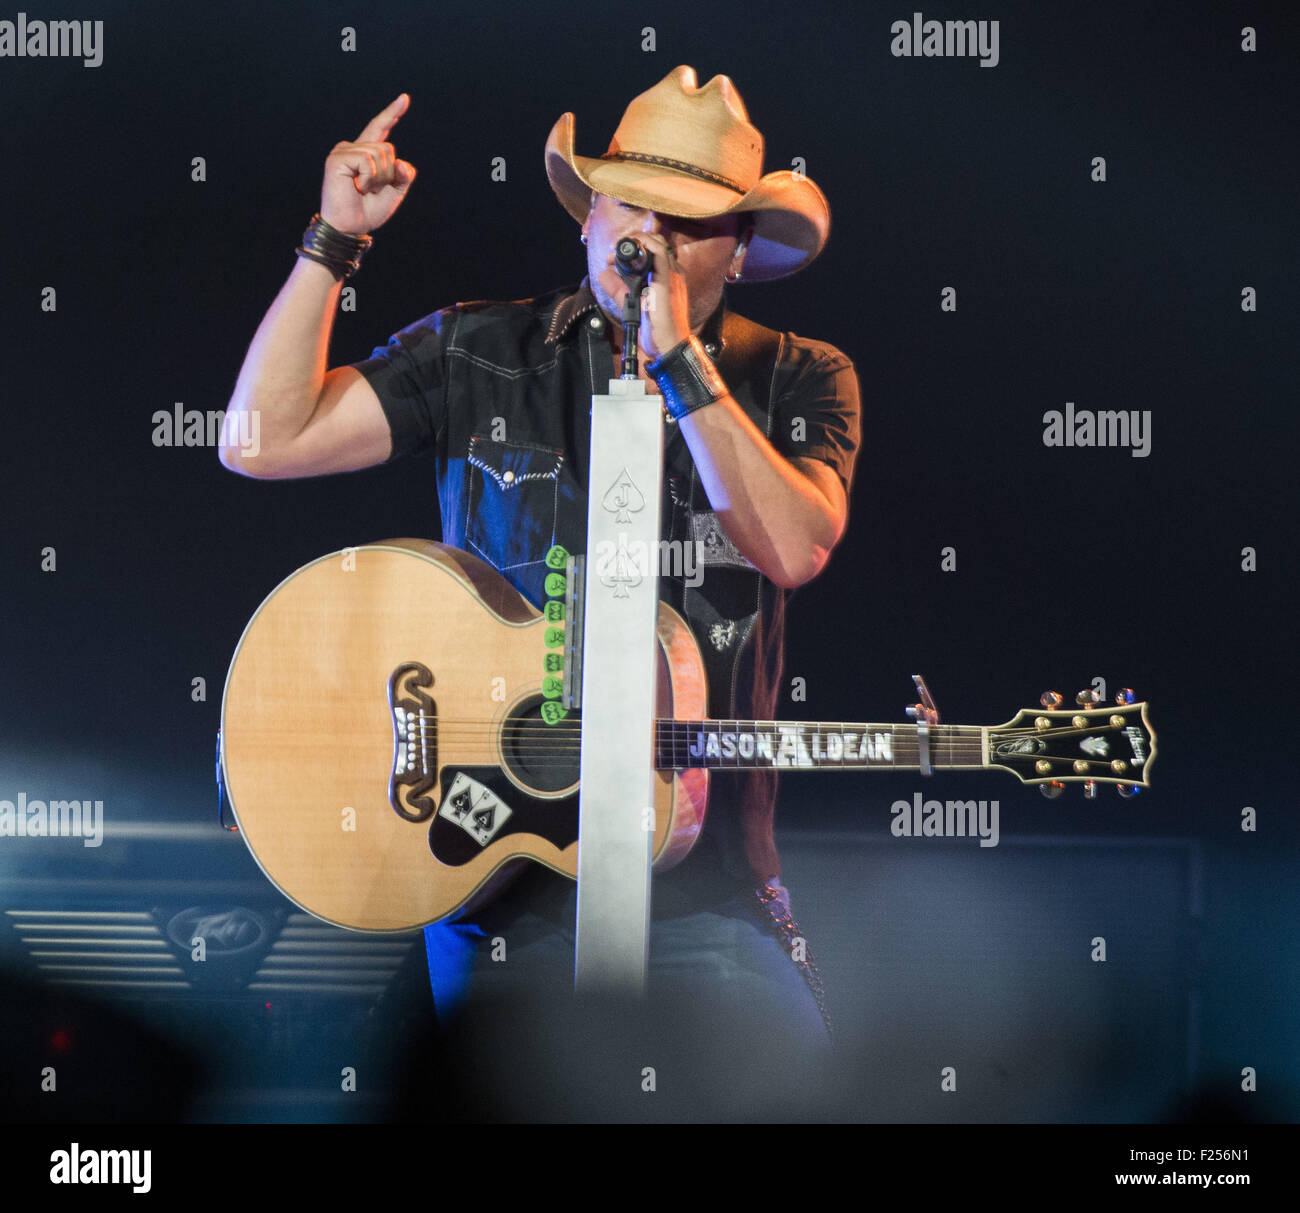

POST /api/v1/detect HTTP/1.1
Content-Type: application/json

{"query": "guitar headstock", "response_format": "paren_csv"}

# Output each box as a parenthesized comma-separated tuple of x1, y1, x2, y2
(988, 693, 1156, 797)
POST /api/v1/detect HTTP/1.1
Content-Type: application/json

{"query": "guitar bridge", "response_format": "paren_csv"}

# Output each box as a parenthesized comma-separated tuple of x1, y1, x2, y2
(388, 662, 438, 822)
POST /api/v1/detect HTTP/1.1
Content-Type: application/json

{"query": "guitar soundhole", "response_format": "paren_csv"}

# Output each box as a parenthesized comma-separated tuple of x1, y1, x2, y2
(501, 696, 579, 794)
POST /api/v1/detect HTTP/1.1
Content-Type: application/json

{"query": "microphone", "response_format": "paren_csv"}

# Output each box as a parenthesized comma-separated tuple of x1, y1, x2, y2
(614, 237, 650, 280)
(612, 238, 649, 380)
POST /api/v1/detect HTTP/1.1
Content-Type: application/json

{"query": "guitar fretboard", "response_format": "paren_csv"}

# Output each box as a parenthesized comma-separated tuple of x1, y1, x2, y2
(654, 721, 987, 771)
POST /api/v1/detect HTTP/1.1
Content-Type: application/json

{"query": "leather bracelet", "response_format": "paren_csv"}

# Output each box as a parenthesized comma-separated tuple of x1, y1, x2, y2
(647, 335, 728, 422)
(295, 213, 373, 280)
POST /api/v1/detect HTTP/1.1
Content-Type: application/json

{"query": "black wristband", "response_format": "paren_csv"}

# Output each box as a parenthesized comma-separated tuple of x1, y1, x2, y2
(295, 213, 373, 280)
(646, 336, 728, 422)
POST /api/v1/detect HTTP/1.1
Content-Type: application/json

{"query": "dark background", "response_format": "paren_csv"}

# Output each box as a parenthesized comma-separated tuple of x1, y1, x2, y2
(1, 0, 1296, 1133)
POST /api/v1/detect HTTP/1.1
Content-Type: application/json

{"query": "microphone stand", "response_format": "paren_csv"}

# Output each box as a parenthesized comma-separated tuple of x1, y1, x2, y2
(575, 239, 661, 995)
(619, 272, 647, 379)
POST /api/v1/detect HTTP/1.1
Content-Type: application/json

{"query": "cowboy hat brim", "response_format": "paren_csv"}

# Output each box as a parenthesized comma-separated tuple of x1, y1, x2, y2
(545, 112, 830, 281)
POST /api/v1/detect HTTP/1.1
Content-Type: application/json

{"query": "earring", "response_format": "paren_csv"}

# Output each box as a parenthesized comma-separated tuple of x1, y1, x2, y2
(725, 268, 742, 282)
(581, 232, 588, 245)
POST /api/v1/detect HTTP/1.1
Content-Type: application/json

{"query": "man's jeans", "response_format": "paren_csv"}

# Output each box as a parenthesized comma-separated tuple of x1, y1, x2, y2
(420, 880, 833, 1118)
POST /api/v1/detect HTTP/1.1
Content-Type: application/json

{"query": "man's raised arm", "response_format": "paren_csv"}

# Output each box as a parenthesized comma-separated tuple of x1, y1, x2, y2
(219, 94, 417, 479)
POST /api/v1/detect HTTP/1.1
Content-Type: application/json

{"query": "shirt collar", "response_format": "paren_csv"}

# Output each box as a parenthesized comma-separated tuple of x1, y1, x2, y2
(546, 279, 729, 355)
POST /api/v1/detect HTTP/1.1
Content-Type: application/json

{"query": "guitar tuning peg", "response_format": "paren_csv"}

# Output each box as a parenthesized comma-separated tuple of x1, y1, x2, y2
(1039, 781, 1065, 799)
(1117, 784, 1140, 798)
(1076, 689, 1102, 706)
(1040, 691, 1063, 709)
(1115, 688, 1135, 704)
(1083, 780, 1098, 800)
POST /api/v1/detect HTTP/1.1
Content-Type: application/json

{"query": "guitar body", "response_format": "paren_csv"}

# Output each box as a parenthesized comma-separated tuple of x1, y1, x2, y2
(220, 540, 708, 932)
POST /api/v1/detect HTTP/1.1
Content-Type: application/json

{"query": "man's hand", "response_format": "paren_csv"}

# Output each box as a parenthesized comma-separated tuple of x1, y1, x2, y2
(596, 230, 691, 362)
(320, 94, 418, 236)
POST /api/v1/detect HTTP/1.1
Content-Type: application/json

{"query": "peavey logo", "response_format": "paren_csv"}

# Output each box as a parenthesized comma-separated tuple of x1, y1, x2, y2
(50, 1143, 150, 1193)
(0, 14, 103, 66)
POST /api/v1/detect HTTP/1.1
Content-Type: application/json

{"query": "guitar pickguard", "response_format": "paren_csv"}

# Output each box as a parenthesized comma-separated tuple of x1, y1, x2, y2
(429, 767, 577, 867)
(437, 772, 513, 847)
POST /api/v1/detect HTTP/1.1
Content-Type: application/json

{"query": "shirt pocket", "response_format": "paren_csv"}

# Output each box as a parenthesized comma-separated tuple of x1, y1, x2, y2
(464, 436, 564, 574)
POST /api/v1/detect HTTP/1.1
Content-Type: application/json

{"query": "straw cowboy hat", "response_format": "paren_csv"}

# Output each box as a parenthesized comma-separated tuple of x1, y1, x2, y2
(544, 65, 829, 281)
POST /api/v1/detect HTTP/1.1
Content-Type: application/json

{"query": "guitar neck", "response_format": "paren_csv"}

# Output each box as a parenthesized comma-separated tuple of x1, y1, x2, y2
(656, 720, 986, 772)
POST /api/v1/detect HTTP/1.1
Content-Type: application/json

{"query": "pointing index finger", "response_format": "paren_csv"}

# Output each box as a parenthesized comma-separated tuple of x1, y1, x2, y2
(356, 93, 409, 144)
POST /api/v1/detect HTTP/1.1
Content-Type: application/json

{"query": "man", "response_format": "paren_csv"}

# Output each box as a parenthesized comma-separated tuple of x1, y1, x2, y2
(221, 67, 860, 1085)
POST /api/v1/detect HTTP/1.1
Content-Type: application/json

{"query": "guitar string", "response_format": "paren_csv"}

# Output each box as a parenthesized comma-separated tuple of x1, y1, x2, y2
(274, 715, 1132, 768)
(315, 725, 1126, 773)
(338, 724, 994, 751)
(354, 720, 1134, 749)
(271, 719, 1122, 744)
(383, 719, 1121, 735)
(378, 724, 1129, 772)
(328, 722, 1074, 769)
(368, 725, 991, 759)
(379, 728, 987, 764)
(313, 723, 1113, 749)
(400, 733, 1117, 758)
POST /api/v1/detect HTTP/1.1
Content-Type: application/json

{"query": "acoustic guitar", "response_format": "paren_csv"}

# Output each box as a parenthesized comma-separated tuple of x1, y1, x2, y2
(219, 540, 1156, 931)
